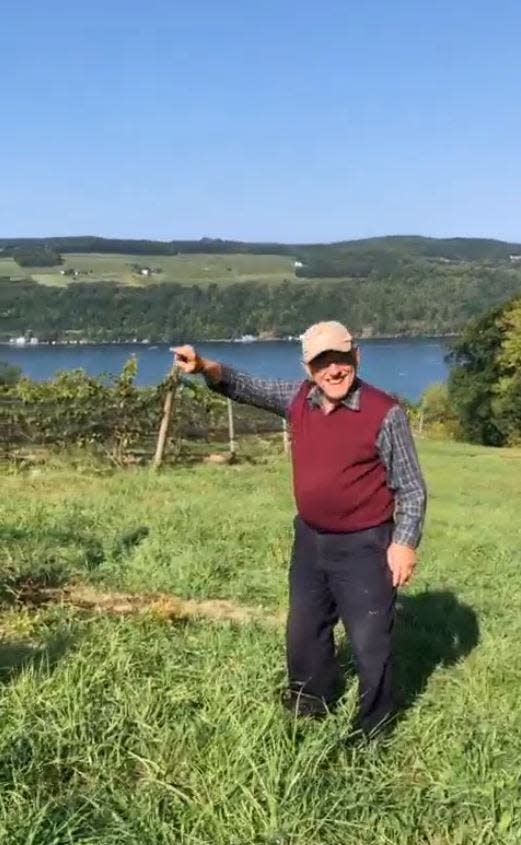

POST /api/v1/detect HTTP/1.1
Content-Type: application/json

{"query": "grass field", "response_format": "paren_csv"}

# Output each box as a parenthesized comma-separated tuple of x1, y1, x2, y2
(0, 253, 298, 287)
(1, 439, 521, 843)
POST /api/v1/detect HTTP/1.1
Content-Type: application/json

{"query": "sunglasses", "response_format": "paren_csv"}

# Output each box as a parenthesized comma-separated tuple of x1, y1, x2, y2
(308, 349, 358, 369)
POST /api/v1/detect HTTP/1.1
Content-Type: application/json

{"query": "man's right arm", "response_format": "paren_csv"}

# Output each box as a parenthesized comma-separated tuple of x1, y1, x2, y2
(173, 345, 301, 417)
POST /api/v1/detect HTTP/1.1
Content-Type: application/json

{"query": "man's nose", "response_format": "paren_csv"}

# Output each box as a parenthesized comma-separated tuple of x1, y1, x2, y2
(327, 363, 341, 376)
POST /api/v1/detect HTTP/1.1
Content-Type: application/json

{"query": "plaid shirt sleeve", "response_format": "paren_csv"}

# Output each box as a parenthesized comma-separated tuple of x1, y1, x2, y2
(205, 364, 302, 417)
(377, 405, 427, 548)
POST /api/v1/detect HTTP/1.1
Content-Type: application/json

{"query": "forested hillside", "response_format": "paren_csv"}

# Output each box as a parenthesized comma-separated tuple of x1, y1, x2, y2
(1, 266, 521, 341)
(2, 235, 521, 340)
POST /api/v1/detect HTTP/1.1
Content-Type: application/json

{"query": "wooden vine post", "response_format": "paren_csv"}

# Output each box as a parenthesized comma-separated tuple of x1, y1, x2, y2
(152, 363, 179, 470)
(282, 418, 290, 455)
(227, 398, 236, 459)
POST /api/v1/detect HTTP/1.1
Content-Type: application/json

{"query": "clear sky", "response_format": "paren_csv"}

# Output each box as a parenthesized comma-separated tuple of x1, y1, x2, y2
(1, 0, 520, 243)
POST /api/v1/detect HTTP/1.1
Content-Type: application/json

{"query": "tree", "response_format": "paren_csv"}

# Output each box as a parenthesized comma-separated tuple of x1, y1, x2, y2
(448, 297, 521, 446)
(492, 299, 521, 445)
(11, 245, 63, 267)
(418, 382, 460, 438)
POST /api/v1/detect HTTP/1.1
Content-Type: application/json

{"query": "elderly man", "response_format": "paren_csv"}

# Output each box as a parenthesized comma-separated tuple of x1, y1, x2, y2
(175, 321, 427, 738)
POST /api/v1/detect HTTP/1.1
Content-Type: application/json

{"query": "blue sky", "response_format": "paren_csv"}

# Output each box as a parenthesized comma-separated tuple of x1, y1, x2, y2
(1, 0, 520, 242)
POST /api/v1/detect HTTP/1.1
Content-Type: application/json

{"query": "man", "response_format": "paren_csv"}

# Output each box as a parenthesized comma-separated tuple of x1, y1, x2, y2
(174, 320, 427, 738)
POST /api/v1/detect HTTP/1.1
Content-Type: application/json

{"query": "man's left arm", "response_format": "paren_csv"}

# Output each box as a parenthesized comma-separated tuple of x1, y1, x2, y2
(377, 404, 427, 586)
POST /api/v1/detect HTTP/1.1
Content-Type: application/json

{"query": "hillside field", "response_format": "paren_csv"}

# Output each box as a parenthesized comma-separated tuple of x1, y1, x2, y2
(0, 252, 299, 287)
(1, 439, 521, 843)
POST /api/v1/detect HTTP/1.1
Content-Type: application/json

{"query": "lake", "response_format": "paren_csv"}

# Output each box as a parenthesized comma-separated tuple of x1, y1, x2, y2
(1, 338, 451, 401)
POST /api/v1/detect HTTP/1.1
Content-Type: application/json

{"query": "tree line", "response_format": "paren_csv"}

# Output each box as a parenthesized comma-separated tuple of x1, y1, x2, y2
(2, 234, 520, 259)
(2, 234, 521, 274)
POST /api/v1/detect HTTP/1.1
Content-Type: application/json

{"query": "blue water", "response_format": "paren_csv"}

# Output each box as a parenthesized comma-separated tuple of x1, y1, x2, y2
(0, 338, 450, 401)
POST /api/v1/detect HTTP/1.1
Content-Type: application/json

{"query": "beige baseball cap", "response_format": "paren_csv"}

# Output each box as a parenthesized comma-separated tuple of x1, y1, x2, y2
(301, 320, 354, 364)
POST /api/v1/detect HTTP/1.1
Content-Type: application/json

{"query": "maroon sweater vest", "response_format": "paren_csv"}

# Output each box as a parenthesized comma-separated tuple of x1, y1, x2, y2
(288, 380, 397, 533)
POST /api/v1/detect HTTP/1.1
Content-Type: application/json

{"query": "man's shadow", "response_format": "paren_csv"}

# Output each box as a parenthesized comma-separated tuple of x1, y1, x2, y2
(392, 589, 479, 713)
(0, 630, 75, 685)
(338, 589, 479, 717)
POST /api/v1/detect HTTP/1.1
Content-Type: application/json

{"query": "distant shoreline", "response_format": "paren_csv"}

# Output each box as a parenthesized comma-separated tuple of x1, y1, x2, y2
(0, 333, 459, 348)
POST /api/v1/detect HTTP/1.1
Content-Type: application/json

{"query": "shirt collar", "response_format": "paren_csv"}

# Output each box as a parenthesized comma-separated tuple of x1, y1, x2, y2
(307, 378, 362, 412)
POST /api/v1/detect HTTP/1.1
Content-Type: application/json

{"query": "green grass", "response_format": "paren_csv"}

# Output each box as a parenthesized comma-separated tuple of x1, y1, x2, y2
(1, 439, 521, 843)
(0, 257, 24, 279)
(1, 252, 299, 287)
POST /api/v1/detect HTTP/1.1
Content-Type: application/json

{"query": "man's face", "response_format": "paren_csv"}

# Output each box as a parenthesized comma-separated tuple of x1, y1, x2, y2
(306, 349, 358, 402)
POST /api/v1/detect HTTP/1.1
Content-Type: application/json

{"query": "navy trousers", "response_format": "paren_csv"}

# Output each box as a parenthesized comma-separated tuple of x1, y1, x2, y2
(286, 517, 396, 735)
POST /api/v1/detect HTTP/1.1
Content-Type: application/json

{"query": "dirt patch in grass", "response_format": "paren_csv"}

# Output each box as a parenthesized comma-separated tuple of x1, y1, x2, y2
(16, 582, 285, 627)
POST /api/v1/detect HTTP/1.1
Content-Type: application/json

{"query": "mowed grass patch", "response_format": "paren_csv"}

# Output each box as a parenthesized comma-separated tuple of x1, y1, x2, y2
(1, 440, 521, 843)
(0, 257, 25, 279)
(8, 252, 299, 287)
(1, 455, 293, 607)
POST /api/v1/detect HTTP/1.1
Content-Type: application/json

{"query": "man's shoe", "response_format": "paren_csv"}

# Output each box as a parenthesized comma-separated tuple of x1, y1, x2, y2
(342, 728, 371, 750)
(343, 717, 394, 750)
(280, 687, 332, 719)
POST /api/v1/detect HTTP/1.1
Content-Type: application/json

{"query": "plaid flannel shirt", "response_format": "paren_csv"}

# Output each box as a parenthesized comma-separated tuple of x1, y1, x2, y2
(206, 365, 427, 548)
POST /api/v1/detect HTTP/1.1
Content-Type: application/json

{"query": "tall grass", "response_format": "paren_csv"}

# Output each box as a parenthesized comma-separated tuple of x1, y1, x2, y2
(1, 440, 521, 843)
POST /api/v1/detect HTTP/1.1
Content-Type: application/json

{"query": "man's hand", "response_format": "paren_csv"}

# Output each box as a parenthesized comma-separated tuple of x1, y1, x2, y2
(171, 345, 222, 383)
(387, 543, 417, 588)
(172, 345, 204, 374)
